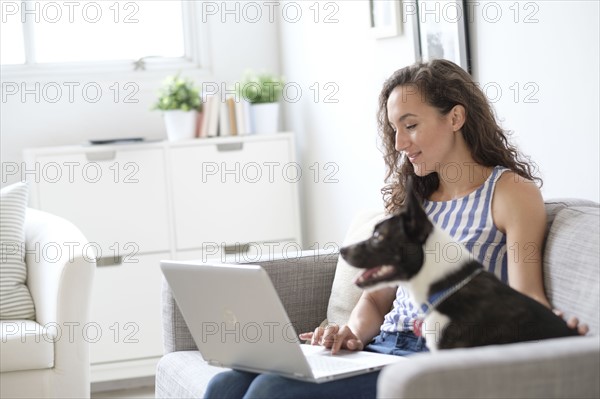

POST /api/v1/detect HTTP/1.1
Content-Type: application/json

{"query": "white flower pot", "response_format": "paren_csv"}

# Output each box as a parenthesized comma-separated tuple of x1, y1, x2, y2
(250, 102, 280, 134)
(163, 110, 198, 141)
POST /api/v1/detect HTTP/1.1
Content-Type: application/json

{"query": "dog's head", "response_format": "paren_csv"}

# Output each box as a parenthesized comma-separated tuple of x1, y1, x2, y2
(340, 177, 434, 289)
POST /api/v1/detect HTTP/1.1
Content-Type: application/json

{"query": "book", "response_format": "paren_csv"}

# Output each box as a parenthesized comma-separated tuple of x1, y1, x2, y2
(227, 97, 238, 136)
(235, 99, 252, 135)
(219, 100, 230, 136)
(198, 96, 211, 138)
(206, 95, 220, 137)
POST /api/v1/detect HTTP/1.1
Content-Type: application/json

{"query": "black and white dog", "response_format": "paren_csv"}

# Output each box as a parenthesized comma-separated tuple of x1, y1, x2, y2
(340, 179, 578, 351)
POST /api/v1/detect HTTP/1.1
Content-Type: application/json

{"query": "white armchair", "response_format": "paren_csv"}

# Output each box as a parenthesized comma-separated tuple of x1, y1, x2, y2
(1, 208, 96, 398)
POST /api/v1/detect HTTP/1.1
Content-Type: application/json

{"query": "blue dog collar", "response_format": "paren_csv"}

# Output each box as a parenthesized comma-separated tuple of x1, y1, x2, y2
(419, 268, 483, 316)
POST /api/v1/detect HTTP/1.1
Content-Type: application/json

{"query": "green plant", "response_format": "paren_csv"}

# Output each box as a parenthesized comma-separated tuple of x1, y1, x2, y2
(238, 71, 284, 104)
(153, 74, 201, 112)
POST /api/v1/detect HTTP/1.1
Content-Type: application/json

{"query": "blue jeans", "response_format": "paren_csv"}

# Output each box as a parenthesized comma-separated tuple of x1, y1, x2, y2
(204, 331, 428, 399)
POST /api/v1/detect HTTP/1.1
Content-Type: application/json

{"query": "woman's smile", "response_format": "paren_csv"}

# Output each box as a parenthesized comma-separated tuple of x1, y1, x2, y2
(406, 151, 422, 163)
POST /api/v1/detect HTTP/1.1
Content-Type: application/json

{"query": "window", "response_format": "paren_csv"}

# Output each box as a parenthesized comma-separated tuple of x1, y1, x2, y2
(1, 6, 26, 65)
(0, 0, 201, 71)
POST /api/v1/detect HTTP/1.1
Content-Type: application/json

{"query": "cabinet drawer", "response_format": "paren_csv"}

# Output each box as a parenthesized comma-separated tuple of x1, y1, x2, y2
(89, 252, 165, 364)
(173, 240, 302, 263)
(32, 147, 170, 254)
(170, 138, 299, 250)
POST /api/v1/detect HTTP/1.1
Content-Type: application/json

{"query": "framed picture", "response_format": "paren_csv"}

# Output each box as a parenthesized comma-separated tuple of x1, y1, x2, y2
(412, 0, 471, 72)
(370, 0, 402, 39)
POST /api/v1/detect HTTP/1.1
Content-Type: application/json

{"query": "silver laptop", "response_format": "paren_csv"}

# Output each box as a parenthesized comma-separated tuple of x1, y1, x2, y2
(160, 260, 405, 383)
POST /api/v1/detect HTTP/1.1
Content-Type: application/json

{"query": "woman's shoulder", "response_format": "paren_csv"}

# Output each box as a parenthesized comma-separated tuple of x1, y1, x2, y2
(495, 170, 541, 196)
(492, 170, 545, 233)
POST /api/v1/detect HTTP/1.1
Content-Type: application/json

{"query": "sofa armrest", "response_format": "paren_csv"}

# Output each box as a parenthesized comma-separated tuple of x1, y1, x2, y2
(24, 208, 96, 398)
(378, 336, 600, 399)
(161, 249, 339, 354)
(25, 208, 96, 327)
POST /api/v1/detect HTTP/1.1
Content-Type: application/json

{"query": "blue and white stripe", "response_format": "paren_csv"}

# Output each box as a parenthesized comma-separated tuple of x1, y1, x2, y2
(381, 166, 509, 333)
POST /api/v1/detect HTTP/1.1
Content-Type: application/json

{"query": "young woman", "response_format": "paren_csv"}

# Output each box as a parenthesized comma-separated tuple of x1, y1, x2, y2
(204, 59, 587, 399)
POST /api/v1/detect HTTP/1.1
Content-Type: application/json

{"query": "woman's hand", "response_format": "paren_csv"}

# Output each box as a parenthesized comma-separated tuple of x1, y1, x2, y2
(299, 324, 365, 355)
(298, 288, 395, 355)
(554, 310, 589, 336)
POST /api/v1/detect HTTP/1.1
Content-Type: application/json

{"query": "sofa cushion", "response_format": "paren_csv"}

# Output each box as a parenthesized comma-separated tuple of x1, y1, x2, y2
(156, 351, 225, 399)
(543, 205, 600, 336)
(0, 182, 35, 320)
(543, 198, 600, 239)
(326, 210, 386, 326)
(0, 320, 54, 372)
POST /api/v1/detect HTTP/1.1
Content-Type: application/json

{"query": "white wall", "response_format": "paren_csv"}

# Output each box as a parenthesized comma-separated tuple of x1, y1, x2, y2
(281, 0, 600, 248)
(279, 1, 417, 247)
(469, 0, 599, 202)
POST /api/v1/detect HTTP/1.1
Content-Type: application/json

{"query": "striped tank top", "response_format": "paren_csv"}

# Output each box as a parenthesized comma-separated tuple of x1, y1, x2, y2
(380, 166, 510, 333)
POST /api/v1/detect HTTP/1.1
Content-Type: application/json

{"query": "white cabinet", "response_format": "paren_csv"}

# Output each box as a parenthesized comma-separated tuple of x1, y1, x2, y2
(32, 147, 170, 257)
(23, 133, 302, 382)
(89, 252, 166, 364)
(170, 136, 299, 249)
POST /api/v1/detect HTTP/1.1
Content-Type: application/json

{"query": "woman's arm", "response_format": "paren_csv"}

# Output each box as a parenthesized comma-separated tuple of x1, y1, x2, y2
(346, 287, 397, 345)
(492, 172, 551, 307)
(493, 172, 588, 334)
(299, 286, 396, 354)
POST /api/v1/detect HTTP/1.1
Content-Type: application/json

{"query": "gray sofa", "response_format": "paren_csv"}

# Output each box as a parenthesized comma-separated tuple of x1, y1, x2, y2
(156, 199, 600, 398)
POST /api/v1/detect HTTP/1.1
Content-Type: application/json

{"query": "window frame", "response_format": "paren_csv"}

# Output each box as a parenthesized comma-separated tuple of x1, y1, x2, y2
(1, 0, 210, 79)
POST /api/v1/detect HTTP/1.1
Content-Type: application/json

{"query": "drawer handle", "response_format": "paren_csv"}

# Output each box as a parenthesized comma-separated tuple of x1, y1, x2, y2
(216, 142, 244, 152)
(223, 243, 250, 255)
(96, 255, 123, 267)
(86, 151, 116, 161)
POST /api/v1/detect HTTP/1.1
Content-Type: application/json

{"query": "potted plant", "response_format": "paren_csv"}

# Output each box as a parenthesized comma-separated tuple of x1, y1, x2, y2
(153, 74, 201, 141)
(238, 71, 284, 134)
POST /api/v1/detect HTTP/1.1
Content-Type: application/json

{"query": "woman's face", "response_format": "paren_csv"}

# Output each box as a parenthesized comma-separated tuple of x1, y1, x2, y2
(386, 85, 459, 176)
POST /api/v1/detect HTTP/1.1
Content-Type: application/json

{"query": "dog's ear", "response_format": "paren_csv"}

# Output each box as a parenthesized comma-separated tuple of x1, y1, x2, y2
(403, 176, 433, 243)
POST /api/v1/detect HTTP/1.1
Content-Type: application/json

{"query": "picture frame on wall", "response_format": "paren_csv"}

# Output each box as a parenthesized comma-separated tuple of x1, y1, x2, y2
(412, 0, 471, 72)
(370, 0, 402, 39)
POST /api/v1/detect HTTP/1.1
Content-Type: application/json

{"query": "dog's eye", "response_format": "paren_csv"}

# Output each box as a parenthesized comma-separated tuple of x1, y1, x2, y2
(371, 231, 384, 245)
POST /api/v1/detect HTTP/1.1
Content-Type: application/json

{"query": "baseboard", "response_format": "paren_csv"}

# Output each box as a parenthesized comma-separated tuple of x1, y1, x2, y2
(91, 375, 155, 393)
(91, 357, 161, 385)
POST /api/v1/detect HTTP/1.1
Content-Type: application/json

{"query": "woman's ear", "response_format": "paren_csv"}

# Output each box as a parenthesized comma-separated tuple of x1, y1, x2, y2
(450, 105, 466, 132)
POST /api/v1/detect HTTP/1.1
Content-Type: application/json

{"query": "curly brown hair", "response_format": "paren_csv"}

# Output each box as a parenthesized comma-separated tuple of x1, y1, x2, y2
(378, 59, 541, 213)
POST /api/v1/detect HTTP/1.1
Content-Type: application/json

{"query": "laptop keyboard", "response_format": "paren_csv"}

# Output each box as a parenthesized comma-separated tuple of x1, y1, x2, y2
(306, 355, 362, 373)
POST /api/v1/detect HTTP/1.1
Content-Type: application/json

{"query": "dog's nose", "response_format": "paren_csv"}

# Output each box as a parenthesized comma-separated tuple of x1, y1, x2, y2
(340, 246, 348, 258)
